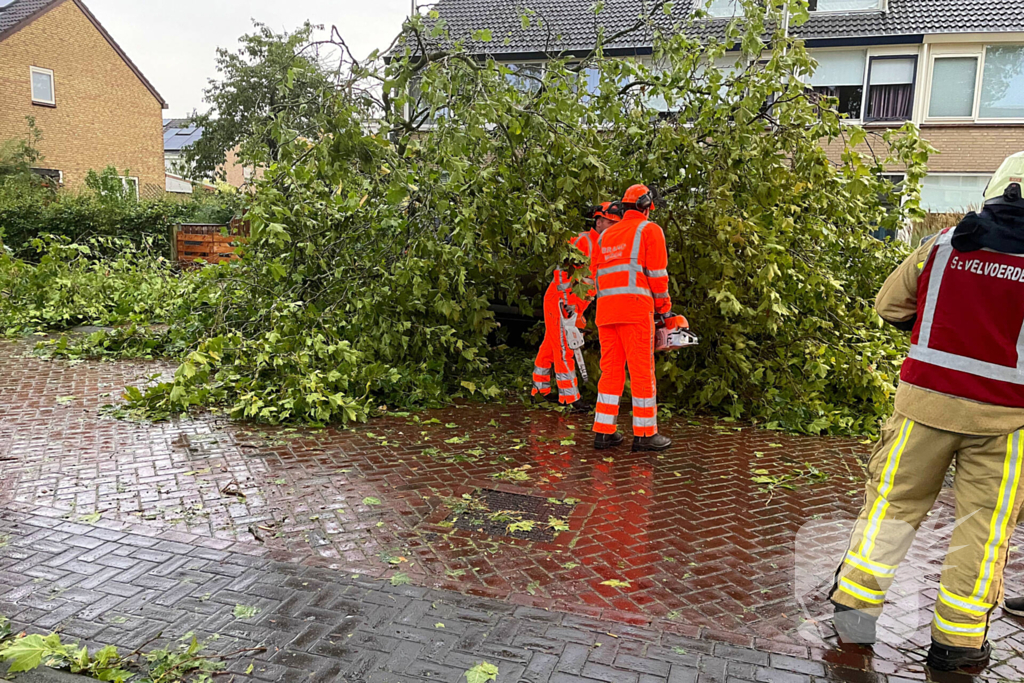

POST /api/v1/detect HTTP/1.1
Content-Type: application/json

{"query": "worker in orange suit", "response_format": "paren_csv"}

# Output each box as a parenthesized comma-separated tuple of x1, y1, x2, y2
(591, 185, 672, 452)
(532, 203, 622, 410)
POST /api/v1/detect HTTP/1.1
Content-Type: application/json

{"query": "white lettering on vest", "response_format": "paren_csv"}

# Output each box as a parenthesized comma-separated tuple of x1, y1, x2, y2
(949, 258, 1024, 282)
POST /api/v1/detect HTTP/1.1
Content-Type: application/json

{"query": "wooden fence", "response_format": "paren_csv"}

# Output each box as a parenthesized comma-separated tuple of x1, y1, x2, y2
(172, 219, 250, 265)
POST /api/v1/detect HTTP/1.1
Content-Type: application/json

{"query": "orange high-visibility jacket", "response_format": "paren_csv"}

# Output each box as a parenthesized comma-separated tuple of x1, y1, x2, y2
(590, 210, 671, 326)
(554, 229, 599, 327)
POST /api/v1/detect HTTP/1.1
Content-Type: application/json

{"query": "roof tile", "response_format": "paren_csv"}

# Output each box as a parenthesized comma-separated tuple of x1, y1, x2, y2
(427, 0, 1024, 57)
(0, 0, 59, 36)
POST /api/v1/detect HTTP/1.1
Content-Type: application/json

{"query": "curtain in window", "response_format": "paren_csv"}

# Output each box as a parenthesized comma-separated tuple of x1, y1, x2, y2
(866, 58, 914, 120)
(868, 84, 912, 120)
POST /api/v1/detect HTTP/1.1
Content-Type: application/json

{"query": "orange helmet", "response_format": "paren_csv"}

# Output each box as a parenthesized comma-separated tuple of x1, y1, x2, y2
(622, 184, 654, 212)
(592, 201, 624, 222)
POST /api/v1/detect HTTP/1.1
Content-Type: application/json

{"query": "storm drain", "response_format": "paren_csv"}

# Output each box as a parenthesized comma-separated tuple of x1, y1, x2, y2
(443, 489, 575, 542)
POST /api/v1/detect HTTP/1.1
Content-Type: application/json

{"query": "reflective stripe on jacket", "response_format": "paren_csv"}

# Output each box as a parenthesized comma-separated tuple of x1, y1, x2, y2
(590, 210, 671, 326)
(554, 229, 599, 325)
(901, 227, 1024, 408)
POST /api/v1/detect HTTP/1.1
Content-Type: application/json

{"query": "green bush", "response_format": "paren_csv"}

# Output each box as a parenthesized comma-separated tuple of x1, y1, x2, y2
(0, 235, 190, 334)
(0, 168, 242, 259)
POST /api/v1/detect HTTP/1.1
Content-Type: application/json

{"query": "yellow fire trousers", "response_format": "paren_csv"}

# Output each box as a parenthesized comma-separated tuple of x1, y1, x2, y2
(832, 412, 1024, 649)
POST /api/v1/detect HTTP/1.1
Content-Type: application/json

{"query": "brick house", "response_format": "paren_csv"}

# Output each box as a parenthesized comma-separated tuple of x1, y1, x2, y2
(427, 0, 1024, 214)
(0, 0, 167, 196)
(163, 118, 259, 190)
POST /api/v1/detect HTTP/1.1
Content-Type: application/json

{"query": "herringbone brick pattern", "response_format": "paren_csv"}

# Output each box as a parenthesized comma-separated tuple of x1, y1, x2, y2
(5, 339, 1024, 679)
(1, 509, 855, 683)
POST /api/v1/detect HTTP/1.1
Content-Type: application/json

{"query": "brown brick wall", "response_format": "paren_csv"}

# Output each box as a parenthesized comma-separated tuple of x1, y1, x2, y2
(0, 0, 165, 196)
(821, 125, 1024, 174)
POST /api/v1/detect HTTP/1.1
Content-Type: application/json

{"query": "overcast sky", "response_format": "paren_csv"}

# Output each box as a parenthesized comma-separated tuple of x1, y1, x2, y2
(85, 0, 413, 118)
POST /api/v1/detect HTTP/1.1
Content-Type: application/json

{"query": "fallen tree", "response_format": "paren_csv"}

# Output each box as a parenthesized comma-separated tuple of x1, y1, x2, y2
(13, 0, 932, 434)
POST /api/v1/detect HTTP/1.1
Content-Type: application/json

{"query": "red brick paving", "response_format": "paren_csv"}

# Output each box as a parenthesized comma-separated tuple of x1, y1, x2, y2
(4, 338, 1024, 679)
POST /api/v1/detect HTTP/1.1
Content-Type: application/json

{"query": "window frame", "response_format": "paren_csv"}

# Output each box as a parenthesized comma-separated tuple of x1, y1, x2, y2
(919, 172, 992, 213)
(808, 0, 885, 13)
(803, 48, 869, 123)
(863, 54, 918, 123)
(502, 61, 546, 94)
(30, 66, 55, 106)
(925, 45, 1024, 123)
(30, 168, 62, 185)
(925, 53, 978, 120)
(122, 176, 139, 199)
(925, 51, 983, 122)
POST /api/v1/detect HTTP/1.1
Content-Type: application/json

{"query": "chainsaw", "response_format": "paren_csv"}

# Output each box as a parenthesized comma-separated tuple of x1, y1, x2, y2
(655, 312, 699, 352)
(559, 303, 589, 383)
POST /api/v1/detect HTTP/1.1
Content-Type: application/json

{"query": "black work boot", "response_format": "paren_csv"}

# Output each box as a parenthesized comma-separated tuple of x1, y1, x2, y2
(832, 602, 877, 645)
(567, 401, 592, 414)
(926, 641, 991, 672)
(1004, 596, 1024, 617)
(632, 434, 672, 452)
(594, 432, 624, 450)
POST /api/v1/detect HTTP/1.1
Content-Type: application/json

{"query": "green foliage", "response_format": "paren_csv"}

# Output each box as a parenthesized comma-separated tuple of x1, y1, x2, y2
(183, 21, 338, 179)
(233, 604, 260, 619)
(0, 633, 131, 681)
(0, 235, 189, 335)
(0, 180, 240, 260)
(140, 635, 225, 683)
(0, 629, 226, 683)
(1, 0, 933, 436)
(464, 661, 499, 683)
(0, 117, 45, 190)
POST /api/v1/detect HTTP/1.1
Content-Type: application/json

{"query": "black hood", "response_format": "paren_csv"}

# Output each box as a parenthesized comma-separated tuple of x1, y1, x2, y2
(951, 203, 1024, 253)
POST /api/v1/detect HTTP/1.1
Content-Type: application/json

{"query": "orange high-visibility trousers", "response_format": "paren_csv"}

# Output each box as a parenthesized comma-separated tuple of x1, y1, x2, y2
(531, 283, 581, 404)
(593, 320, 657, 436)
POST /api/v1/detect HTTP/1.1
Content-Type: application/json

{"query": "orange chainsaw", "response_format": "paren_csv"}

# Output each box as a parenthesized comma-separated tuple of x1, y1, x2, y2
(655, 312, 699, 352)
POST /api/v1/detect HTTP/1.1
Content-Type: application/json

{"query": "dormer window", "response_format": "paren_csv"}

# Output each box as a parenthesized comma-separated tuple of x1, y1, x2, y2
(31, 66, 54, 106)
(808, 0, 883, 11)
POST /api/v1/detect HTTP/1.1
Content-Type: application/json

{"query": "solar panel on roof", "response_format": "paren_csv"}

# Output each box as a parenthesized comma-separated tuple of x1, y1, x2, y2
(0, 0, 18, 9)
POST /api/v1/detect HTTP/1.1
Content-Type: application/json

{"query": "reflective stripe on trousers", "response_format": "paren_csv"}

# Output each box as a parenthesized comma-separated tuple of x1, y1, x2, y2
(594, 321, 657, 437)
(831, 417, 1024, 649)
(594, 392, 620, 434)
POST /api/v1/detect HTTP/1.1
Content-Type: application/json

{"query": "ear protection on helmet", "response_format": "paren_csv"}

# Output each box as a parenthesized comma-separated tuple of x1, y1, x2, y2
(635, 190, 653, 212)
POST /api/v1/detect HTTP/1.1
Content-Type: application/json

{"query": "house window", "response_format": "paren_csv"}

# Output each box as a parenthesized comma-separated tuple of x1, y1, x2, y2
(979, 45, 1024, 119)
(928, 57, 978, 118)
(121, 176, 139, 199)
(504, 63, 543, 94)
(920, 174, 991, 213)
(808, 50, 866, 120)
(865, 57, 916, 121)
(30, 168, 62, 186)
(928, 46, 1024, 121)
(809, 0, 883, 10)
(30, 67, 54, 106)
(705, 0, 741, 18)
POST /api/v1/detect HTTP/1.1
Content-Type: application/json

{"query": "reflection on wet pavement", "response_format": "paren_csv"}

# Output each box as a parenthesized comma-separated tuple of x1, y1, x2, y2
(2, 339, 1024, 680)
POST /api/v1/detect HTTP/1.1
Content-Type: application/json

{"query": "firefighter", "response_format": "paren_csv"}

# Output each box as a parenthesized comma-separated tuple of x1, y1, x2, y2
(830, 151, 1024, 672)
(590, 184, 672, 452)
(531, 202, 623, 409)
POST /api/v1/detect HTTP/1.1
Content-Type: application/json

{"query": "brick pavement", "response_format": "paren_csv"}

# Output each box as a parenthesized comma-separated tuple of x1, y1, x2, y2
(0, 508, 941, 682)
(5, 339, 1024, 679)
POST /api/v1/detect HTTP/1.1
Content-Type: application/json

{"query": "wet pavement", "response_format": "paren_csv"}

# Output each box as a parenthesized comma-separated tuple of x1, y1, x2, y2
(3, 338, 1024, 681)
